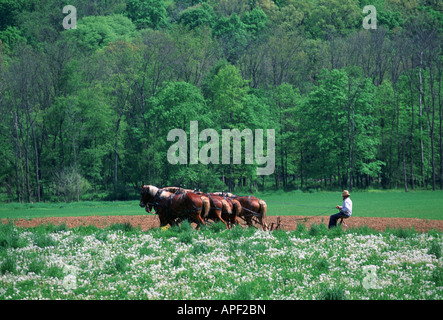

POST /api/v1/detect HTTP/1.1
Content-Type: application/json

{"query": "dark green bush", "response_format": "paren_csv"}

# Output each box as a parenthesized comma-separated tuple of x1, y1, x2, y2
(318, 287, 347, 300)
(0, 223, 28, 249)
(108, 222, 135, 232)
(309, 223, 328, 237)
(0, 255, 17, 275)
(428, 239, 442, 259)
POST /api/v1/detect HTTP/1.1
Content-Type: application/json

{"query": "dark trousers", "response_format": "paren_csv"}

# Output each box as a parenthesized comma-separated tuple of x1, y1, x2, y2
(328, 211, 350, 229)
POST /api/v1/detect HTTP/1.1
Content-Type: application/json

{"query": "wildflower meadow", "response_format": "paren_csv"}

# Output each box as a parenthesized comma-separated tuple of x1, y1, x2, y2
(1, 221, 442, 300)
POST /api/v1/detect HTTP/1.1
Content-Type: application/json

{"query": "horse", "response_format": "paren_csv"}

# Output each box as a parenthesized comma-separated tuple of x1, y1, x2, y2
(204, 193, 241, 228)
(166, 188, 241, 228)
(223, 197, 242, 226)
(139, 185, 210, 228)
(214, 192, 268, 230)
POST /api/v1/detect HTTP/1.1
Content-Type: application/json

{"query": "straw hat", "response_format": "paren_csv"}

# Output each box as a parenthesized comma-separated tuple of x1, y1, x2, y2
(342, 190, 350, 197)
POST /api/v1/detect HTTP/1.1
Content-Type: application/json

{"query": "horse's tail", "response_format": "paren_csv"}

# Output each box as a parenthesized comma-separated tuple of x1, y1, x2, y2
(232, 199, 241, 224)
(201, 195, 210, 219)
(221, 199, 231, 215)
(258, 199, 267, 230)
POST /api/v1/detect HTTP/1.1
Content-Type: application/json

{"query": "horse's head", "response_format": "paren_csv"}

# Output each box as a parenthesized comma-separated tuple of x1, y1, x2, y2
(140, 185, 159, 213)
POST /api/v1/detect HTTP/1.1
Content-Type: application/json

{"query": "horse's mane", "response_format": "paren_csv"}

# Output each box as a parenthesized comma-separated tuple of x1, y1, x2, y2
(213, 191, 237, 198)
(158, 189, 173, 199)
(144, 185, 176, 199)
(144, 185, 159, 197)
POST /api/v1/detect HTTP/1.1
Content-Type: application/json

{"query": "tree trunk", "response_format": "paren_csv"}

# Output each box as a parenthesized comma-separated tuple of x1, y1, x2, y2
(274, 168, 279, 190)
(13, 110, 23, 202)
(418, 51, 425, 188)
(24, 115, 32, 203)
(402, 140, 408, 192)
(409, 70, 415, 189)
(72, 132, 80, 202)
(439, 67, 443, 190)
(428, 62, 436, 190)
(300, 149, 304, 189)
(114, 117, 121, 194)
(348, 103, 354, 192)
(30, 118, 40, 202)
(280, 109, 286, 189)
(440, 93, 443, 189)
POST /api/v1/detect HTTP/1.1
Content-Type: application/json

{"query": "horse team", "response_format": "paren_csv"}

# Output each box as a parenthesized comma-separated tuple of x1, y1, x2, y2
(139, 185, 268, 230)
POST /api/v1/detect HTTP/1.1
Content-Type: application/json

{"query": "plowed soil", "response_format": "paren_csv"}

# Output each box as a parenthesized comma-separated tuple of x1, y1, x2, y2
(3, 215, 443, 233)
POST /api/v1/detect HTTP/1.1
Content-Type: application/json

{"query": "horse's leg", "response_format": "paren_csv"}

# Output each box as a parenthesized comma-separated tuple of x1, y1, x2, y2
(247, 203, 265, 229)
(219, 213, 228, 229)
(228, 202, 239, 228)
(221, 211, 231, 229)
(158, 211, 169, 227)
(258, 200, 268, 230)
(191, 212, 205, 229)
(169, 217, 179, 227)
(225, 210, 233, 229)
(213, 208, 228, 228)
(244, 210, 253, 227)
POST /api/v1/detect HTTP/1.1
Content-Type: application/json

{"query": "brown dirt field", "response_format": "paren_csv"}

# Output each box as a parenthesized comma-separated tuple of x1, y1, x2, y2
(2, 214, 443, 233)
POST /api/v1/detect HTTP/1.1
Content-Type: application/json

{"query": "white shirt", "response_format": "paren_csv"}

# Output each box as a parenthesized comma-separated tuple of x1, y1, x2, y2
(342, 197, 352, 216)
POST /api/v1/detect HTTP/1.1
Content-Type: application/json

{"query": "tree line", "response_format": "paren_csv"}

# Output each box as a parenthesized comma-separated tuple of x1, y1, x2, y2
(0, 0, 442, 202)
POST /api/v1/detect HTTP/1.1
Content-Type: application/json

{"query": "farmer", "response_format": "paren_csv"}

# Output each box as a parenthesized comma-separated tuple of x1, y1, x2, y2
(328, 190, 352, 229)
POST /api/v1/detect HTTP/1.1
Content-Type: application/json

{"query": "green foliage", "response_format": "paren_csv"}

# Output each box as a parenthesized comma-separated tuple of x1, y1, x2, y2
(309, 223, 329, 237)
(385, 227, 418, 239)
(45, 263, 64, 279)
(150, 81, 208, 129)
(148, 81, 219, 187)
(378, 9, 404, 30)
(0, 222, 28, 249)
(0, 0, 442, 203)
(0, 222, 442, 299)
(0, 26, 26, 51)
(190, 241, 210, 254)
(213, 13, 248, 62)
(315, 257, 330, 273)
(0, 254, 17, 274)
(207, 221, 227, 233)
(95, 232, 109, 242)
(108, 222, 136, 232)
(428, 239, 442, 259)
(53, 168, 92, 202)
(33, 231, 56, 248)
(205, 64, 249, 124)
(178, 3, 216, 29)
(431, 267, 443, 287)
(0, 0, 32, 30)
(242, 7, 268, 37)
(318, 286, 347, 300)
(230, 278, 273, 299)
(114, 254, 129, 272)
(27, 254, 46, 275)
(295, 223, 308, 236)
(303, 0, 361, 39)
(299, 68, 382, 185)
(126, 0, 168, 29)
(64, 14, 136, 51)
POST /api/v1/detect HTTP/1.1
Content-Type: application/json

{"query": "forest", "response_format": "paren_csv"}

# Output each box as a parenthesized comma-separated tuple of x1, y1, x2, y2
(0, 0, 442, 202)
